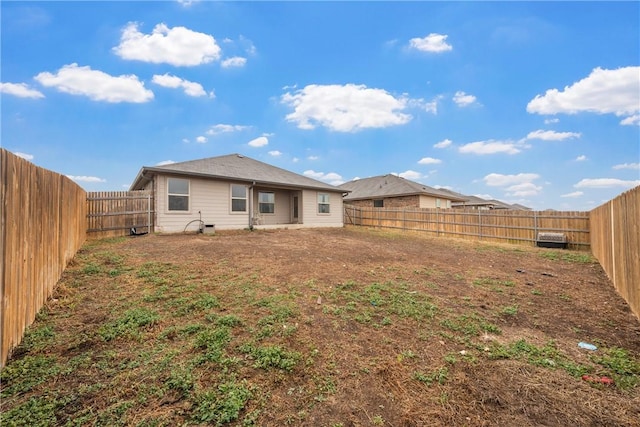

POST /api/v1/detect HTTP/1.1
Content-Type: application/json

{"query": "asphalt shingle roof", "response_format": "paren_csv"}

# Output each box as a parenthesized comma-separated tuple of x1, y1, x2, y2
(130, 153, 343, 192)
(338, 174, 466, 202)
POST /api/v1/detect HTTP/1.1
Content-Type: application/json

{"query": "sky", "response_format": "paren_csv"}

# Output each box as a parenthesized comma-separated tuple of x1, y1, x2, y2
(1, 1, 639, 211)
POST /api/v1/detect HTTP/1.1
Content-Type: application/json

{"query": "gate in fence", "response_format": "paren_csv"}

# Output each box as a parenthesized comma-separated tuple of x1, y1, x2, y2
(87, 191, 154, 238)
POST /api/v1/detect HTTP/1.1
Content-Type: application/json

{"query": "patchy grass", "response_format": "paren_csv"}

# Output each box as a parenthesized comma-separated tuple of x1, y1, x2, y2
(1, 229, 638, 426)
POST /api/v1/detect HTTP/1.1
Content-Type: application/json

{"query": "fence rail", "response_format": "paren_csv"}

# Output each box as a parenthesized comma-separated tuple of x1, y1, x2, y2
(590, 185, 640, 319)
(87, 191, 154, 239)
(344, 205, 590, 249)
(1, 149, 87, 368)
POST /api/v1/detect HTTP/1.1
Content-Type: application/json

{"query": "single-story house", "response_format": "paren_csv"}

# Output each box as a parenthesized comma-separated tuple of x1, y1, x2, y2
(129, 153, 346, 232)
(338, 174, 466, 209)
(450, 195, 530, 210)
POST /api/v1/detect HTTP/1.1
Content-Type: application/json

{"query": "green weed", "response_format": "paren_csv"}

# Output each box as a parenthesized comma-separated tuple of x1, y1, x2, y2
(1, 355, 60, 397)
(192, 380, 252, 425)
(240, 344, 300, 371)
(592, 347, 640, 389)
(20, 324, 55, 351)
(540, 251, 594, 264)
(413, 367, 448, 385)
(194, 326, 232, 364)
(98, 308, 159, 341)
(501, 305, 519, 316)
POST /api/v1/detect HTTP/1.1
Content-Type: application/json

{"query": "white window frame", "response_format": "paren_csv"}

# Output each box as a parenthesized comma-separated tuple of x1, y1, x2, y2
(167, 177, 190, 212)
(230, 184, 248, 213)
(258, 191, 275, 214)
(317, 193, 330, 214)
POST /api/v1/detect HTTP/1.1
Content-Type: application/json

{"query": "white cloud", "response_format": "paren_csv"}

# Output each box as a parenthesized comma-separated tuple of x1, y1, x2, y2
(156, 160, 175, 166)
(527, 66, 640, 124)
(434, 138, 452, 149)
(281, 83, 412, 132)
(268, 150, 282, 157)
(612, 162, 640, 170)
(505, 182, 542, 197)
(35, 63, 153, 103)
(408, 33, 453, 53)
(453, 91, 477, 107)
(459, 140, 525, 155)
(574, 178, 640, 188)
(561, 191, 584, 198)
(307, 156, 319, 161)
(576, 155, 587, 161)
(303, 170, 344, 185)
(620, 114, 640, 126)
(398, 170, 423, 180)
(196, 136, 207, 143)
(152, 73, 207, 97)
(418, 157, 442, 165)
(221, 56, 247, 68)
(66, 175, 106, 183)
(206, 124, 250, 135)
(248, 136, 268, 147)
(526, 129, 581, 141)
(113, 22, 221, 66)
(14, 152, 34, 160)
(177, 0, 199, 6)
(544, 118, 560, 124)
(422, 97, 440, 114)
(484, 173, 540, 187)
(0, 82, 44, 99)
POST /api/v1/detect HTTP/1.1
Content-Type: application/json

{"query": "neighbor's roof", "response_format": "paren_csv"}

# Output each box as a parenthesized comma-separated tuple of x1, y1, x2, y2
(338, 174, 466, 202)
(451, 195, 531, 210)
(130, 153, 344, 192)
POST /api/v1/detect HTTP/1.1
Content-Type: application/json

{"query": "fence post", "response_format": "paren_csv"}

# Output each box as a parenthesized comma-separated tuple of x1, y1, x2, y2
(147, 193, 152, 234)
(478, 210, 482, 240)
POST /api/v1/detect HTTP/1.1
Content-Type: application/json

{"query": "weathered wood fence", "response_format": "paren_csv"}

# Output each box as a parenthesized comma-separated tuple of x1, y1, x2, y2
(589, 185, 640, 319)
(87, 191, 154, 239)
(344, 205, 590, 249)
(1, 149, 87, 367)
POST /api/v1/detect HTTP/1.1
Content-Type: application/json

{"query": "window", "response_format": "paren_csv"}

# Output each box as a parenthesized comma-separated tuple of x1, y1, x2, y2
(436, 198, 441, 208)
(373, 199, 384, 208)
(318, 193, 330, 214)
(167, 178, 189, 211)
(258, 192, 275, 214)
(231, 184, 247, 212)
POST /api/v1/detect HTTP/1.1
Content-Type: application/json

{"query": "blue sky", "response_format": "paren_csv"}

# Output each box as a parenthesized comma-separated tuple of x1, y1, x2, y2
(2, 1, 639, 210)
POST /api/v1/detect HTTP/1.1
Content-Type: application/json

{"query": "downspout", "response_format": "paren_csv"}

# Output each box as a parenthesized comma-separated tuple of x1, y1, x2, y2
(248, 181, 256, 230)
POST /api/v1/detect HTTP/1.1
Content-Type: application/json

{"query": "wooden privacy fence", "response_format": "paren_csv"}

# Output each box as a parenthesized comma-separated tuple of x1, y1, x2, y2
(589, 185, 640, 319)
(1, 149, 87, 368)
(87, 191, 154, 239)
(344, 205, 590, 249)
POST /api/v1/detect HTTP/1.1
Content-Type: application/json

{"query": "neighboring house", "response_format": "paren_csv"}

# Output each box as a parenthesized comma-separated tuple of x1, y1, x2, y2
(129, 154, 346, 232)
(338, 174, 466, 209)
(450, 194, 531, 210)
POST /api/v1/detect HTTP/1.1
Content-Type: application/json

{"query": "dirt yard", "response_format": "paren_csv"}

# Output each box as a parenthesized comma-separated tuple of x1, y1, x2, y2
(2, 226, 639, 426)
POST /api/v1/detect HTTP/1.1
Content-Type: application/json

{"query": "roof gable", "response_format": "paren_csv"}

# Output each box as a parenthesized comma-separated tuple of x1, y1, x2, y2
(131, 153, 343, 192)
(338, 174, 466, 202)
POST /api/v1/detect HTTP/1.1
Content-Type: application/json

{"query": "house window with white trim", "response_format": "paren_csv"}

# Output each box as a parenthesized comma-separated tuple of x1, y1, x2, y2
(258, 192, 275, 214)
(167, 178, 189, 211)
(318, 193, 330, 214)
(373, 199, 384, 208)
(231, 184, 247, 212)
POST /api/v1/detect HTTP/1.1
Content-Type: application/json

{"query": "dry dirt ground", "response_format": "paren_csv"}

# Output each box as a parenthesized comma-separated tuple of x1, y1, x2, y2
(2, 226, 639, 426)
